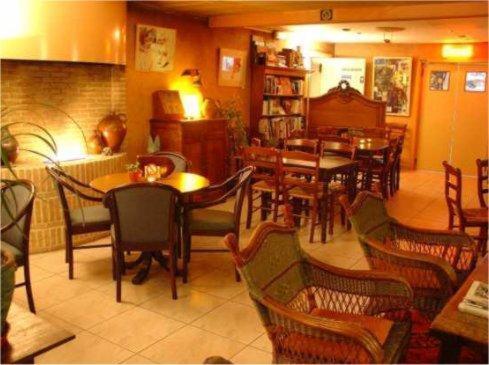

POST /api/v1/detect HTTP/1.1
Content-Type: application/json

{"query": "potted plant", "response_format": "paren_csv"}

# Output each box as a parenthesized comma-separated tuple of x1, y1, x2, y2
(1, 249, 16, 348)
(217, 98, 249, 156)
(126, 162, 142, 182)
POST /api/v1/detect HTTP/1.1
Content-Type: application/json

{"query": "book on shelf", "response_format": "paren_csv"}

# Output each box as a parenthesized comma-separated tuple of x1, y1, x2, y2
(258, 116, 304, 142)
(457, 280, 488, 319)
(262, 99, 302, 116)
(263, 76, 304, 95)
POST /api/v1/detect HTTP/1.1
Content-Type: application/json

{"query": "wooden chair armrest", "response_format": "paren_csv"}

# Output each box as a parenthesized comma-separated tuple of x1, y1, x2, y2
(361, 236, 458, 289)
(258, 296, 385, 364)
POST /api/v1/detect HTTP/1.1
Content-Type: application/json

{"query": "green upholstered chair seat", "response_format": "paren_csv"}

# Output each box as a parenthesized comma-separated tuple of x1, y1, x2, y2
(1, 240, 24, 266)
(70, 205, 111, 228)
(189, 209, 235, 233)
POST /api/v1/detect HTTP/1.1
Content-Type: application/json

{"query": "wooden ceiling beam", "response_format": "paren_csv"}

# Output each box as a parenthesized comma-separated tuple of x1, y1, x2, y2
(208, 2, 488, 28)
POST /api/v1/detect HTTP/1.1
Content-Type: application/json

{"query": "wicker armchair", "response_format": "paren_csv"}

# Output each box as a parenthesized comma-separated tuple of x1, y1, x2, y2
(339, 191, 478, 320)
(224, 220, 413, 363)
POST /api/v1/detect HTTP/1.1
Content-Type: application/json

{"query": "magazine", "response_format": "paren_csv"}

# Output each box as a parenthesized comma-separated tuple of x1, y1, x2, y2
(457, 281, 488, 319)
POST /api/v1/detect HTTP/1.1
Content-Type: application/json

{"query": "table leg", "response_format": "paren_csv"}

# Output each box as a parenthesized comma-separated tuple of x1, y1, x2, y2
(321, 172, 331, 243)
(131, 252, 152, 285)
(438, 334, 461, 364)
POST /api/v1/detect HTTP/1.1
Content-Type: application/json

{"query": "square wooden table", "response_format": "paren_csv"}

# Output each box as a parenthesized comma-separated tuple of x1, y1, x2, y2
(430, 255, 488, 363)
(2, 304, 75, 364)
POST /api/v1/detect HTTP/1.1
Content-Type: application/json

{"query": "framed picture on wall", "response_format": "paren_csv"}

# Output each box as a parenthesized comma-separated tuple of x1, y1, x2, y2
(218, 48, 247, 88)
(429, 71, 450, 91)
(465, 72, 487, 92)
(372, 57, 412, 116)
(135, 24, 176, 72)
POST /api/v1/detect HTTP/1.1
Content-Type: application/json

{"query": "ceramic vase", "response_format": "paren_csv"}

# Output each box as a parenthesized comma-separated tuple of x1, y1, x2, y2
(97, 113, 127, 152)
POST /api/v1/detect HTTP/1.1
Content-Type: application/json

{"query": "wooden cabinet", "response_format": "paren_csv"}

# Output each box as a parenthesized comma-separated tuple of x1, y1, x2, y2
(149, 118, 228, 183)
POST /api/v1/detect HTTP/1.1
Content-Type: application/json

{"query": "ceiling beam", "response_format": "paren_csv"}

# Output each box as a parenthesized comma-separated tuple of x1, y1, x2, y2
(208, 2, 488, 28)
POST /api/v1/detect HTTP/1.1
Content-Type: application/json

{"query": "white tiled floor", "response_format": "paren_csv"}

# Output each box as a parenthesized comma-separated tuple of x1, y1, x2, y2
(10, 170, 480, 363)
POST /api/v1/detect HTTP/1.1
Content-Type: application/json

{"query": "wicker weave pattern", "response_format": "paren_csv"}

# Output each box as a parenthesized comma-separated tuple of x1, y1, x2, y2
(224, 221, 413, 363)
(341, 191, 478, 320)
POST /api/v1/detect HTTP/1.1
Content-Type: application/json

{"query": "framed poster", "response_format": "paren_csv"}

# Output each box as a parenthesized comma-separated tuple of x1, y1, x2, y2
(136, 24, 176, 72)
(372, 57, 412, 116)
(429, 71, 450, 91)
(323, 58, 366, 94)
(218, 48, 247, 88)
(465, 72, 487, 92)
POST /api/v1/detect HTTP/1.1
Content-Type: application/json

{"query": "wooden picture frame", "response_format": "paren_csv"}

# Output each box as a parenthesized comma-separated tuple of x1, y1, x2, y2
(135, 24, 176, 73)
(465, 71, 487, 92)
(372, 57, 412, 117)
(218, 48, 247, 88)
(429, 71, 450, 91)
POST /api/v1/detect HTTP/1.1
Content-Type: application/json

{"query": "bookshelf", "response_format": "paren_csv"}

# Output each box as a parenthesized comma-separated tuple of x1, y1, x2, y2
(250, 64, 307, 144)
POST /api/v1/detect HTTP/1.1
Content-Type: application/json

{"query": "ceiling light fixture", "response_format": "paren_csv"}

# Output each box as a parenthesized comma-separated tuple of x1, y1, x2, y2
(376, 26, 405, 44)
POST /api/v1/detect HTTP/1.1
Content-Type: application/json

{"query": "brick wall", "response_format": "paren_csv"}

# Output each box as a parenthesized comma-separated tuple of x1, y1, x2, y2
(1, 60, 126, 161)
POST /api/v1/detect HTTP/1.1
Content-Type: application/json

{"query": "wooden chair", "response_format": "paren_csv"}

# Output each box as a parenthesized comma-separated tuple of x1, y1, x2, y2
(224, 218, 413, 364)
(281, 150, 325, 242)
(136, 154, 175, 178)
(443, 161, 488, 255)
(476, 158, 488, 208)
(46, 167, 112, 280)
(319, 144, 358, 235)
(320, 139, 351, 158)
(358, 144, 395, 199)
(103, 183, 180, 301)
(1, 180, 36, 313)
(243, 146, 282, 228)
(182, 166, 253, 283)
(362, 127, 391, 140)
(386, 123, 407, 192)
(339, 191, 478, 320)
(153, 151, 191, 172)
(316, 125, 343, 139)
(284, 138, 318, 154)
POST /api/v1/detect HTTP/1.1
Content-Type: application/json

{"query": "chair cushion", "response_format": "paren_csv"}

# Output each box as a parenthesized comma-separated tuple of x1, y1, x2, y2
(1, 240, 24, 266)
(287, 186, 323, 200)
(311, 308, 394, 345)
(70, 205, 111, 228)
(189, 209, 235, 233)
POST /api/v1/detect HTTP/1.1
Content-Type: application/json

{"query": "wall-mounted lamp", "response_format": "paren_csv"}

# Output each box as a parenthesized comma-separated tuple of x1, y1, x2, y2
(181, 68, 202, 86)
(442, 44, 473, 59)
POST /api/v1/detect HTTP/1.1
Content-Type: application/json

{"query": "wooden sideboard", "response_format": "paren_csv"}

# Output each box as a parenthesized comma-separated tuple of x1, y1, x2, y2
(149, 118, 228, 184)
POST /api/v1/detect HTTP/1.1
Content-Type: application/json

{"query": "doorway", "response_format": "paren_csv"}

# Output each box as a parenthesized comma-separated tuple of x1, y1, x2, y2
(416, 62, 488, 175)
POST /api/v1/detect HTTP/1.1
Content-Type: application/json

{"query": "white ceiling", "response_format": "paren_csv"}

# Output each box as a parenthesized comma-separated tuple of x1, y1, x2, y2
(280, 17, 488, 44)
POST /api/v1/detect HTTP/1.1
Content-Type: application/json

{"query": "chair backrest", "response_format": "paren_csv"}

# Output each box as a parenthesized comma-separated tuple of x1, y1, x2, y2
(137, 154, 175, 177)
(339, 191, 394, 241)
(243, 146, 281, 187)
(320, 140, 356, 159)
(46, 166, 103, 228)
(317, 126, 342, 138)
(284, 138, 318, 155)
(442, 161, 464, 219)
(1, 180, 35, 253)
(385, 123, 407, 139)
(362, 127, 390, 140)
(232, 167, 254, 228)
(103, 183, 180, 251)
(281, 150, 321, 197)
(153, 151, 191, 172)
(476, 158, 488, 208)
(224, 221, 306, 304)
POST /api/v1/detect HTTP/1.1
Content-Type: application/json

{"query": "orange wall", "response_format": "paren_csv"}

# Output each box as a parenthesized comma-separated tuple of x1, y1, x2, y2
(126, 4, 269, 161)
(334, 42, 488, 168)
(0, 1, 126, 64)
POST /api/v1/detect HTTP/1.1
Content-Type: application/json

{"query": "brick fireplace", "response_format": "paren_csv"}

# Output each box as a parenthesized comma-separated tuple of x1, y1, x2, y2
(1, 60, 128, 252)
(1, 59, 126, 160)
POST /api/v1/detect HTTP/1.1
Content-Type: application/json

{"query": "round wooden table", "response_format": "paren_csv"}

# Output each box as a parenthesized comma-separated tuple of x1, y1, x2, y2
(90, 171, 210, 284)
(90, 171, 210, 194)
